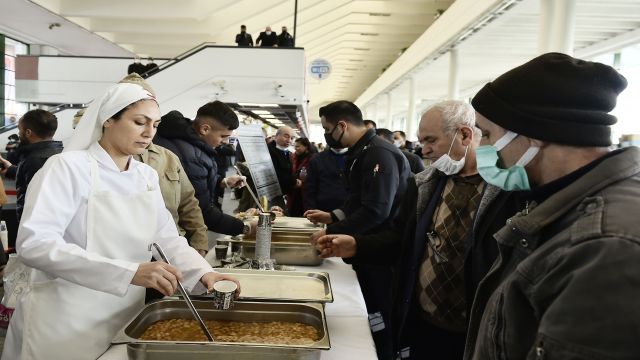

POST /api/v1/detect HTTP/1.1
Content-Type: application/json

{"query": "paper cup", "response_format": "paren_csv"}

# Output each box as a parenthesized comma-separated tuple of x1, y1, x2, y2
(212, 280, 237, 310)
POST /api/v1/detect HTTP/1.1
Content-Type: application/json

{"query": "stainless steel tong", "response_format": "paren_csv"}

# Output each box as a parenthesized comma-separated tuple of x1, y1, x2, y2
(149, 243, 215, 341)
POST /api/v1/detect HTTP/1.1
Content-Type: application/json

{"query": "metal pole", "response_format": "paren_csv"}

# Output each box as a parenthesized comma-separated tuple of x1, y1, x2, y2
(293, 0, 298, 46)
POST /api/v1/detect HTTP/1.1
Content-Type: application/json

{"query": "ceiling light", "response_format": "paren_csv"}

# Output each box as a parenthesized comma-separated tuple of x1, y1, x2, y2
(253, 110, 271, 115)
(368, 12, 390, 17)
(348, 59, 363, 62)
(238, 103, 279, 107)
(345, 68, 358, 71)
(360, 32, 379, 36)
(262, 115, 277, 119)
(353, 48, 370, 51)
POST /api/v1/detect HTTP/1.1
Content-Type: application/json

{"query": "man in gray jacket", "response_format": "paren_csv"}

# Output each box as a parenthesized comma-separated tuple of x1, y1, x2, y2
(465, 52, 640, 359)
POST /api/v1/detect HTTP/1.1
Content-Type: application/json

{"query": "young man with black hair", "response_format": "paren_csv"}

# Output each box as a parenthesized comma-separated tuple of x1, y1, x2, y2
(304, 100, 411, 360)
(154, 101, 252, 237)
(364, 119, 377, 130)
(391, 130, 425, 174)
(0, 109, 63, 223)
(235, 25, 253, 47)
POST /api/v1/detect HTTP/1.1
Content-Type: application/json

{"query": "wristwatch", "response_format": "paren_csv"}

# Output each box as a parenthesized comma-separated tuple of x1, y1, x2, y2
(242, 222, 251, 235)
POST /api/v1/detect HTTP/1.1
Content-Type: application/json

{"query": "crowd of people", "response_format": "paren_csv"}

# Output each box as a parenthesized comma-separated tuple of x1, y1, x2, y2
(235, 25, 295, 48)
(303, 52, 640, 360)
(0, 52, 638, 360)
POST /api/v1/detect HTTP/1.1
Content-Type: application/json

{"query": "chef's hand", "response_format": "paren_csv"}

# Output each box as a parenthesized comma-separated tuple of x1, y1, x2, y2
(316, 234, 357, 258)
(132, 262, 182, 296)
(221, 175, 246, 189)
(309, 229, 326, 247)
(201, 272, 242, 299)
(304, 210, 332, 224)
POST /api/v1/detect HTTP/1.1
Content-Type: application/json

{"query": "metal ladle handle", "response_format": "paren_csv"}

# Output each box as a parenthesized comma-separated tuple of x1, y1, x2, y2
(233, 165, 266, 213)
(149, 243, 215, 342)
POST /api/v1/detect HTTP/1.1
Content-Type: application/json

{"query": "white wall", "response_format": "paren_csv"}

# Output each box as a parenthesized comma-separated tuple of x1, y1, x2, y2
(16, 47, 307, 120)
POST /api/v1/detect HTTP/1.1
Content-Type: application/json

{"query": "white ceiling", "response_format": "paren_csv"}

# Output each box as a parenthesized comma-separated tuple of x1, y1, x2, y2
(358, 0, 640, 122)
(20, 0, 454, 121)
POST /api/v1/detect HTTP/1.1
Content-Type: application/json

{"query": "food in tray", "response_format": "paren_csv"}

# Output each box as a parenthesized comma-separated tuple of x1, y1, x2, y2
(139, 318, 320, 345)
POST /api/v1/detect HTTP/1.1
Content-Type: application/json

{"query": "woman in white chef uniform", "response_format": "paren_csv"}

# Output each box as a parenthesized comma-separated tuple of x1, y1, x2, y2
(2, 82, 240, 360)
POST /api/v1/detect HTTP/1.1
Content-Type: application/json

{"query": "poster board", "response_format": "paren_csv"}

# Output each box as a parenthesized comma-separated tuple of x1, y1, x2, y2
(236, 124, 282, 200)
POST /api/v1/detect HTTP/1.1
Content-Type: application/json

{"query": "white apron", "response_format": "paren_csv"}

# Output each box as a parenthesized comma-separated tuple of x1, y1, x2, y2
(7, 157, 157, 360)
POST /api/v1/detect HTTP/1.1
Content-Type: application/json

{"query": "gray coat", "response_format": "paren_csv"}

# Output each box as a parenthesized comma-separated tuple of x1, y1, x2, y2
(464, 147, 640, 360)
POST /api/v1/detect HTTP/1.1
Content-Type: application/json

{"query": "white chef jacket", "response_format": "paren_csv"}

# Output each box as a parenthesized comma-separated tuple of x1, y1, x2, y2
(17, 142, 212, 295)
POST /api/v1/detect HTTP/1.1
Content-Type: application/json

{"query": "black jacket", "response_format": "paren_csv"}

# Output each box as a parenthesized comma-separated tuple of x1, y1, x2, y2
(277, 32, 294, 47)
(235, 32, 253, 47)
(401, 149, 425, 174)
(303, 149, 347, 212)
(256, 31, 277, 47)
(327, 129, 410, 236)
(154, 111, 243, 235)
(15, 140, 63, 223)
(267, 141, 295, 195)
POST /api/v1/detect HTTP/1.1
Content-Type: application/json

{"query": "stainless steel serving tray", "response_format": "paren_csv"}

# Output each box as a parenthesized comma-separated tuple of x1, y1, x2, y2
(272, 217, 324, 229)
(226, 229, 323, 266)
(112, 300, 330, 360)
(193, 269, 333, 303)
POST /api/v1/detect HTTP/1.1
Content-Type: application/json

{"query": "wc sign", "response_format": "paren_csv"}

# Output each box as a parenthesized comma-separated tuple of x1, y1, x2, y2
(309, 59, 331, 80)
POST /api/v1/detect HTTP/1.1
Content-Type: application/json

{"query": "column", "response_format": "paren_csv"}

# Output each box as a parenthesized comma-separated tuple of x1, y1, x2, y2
(385, 92, 392, 129)
(405, 77, 417, 140)
(448, 48, 460, 100)
(538, 0, 554, 53)
(549, 0, 577, 54)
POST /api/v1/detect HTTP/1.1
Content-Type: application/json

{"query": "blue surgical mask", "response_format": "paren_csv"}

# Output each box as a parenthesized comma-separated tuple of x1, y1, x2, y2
(475, 131, 539, 191)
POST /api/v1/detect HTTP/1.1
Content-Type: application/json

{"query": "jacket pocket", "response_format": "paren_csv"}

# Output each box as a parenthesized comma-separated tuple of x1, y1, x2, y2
(163, 170, 181, 210)
(526, 333, 610, 360)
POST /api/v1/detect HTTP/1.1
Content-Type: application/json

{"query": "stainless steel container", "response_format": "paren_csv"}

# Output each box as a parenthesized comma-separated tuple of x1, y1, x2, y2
(236, 227, 322, 266)
(191, 269, 334, 303)
(112, 300, 330, 360)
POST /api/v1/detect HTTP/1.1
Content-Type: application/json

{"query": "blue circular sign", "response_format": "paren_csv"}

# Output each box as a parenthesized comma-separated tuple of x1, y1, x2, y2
(309, 59, 332, 80)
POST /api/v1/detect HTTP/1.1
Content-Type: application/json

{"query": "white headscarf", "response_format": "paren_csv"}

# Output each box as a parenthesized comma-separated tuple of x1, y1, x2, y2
(64, 83, 156, 152)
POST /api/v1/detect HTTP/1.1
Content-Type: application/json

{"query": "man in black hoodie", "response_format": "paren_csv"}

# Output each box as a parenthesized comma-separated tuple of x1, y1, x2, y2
(0, 109, 63, 223)
(154, 102, 251, 236)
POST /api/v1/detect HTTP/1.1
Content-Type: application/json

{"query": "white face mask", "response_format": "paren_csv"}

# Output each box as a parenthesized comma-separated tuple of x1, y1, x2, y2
(430, 130, 468, 175)
(276, 144, 289, 151)
(266, 31, 272, 35)
(393, 140, 403, 148)
(330, 147, 348, 154)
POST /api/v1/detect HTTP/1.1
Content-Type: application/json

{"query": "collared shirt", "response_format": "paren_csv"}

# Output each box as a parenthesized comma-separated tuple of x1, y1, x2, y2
(135, 144, 209, 251)
(17, 142, 211, 296)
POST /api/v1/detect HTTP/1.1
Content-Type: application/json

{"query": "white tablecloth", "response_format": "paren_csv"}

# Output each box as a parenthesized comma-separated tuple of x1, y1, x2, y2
(99, 258, 378, 360)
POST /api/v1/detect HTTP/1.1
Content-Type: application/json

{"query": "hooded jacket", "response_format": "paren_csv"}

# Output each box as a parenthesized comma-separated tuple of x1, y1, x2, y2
(15, 140, 63, 223)
(154, 111, 243, 236)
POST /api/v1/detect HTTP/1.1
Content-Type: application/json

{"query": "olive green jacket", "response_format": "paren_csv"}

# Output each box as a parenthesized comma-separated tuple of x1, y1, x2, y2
(465, 147, 640, 360)
(135, 144, 209, 251)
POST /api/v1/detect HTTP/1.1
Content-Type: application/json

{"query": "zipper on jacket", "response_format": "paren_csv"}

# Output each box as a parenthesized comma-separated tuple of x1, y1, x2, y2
(534, 341, 545, 360)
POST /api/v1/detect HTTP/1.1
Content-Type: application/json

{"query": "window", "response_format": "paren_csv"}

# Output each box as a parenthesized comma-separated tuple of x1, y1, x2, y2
(2, 36, 28, 128)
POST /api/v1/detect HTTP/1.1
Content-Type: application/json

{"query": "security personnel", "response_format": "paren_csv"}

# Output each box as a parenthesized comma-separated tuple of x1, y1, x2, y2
(305, 100, 410, 360)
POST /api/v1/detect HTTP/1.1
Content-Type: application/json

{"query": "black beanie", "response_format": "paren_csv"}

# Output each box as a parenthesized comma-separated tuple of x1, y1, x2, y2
(472, 52, 627, 147)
